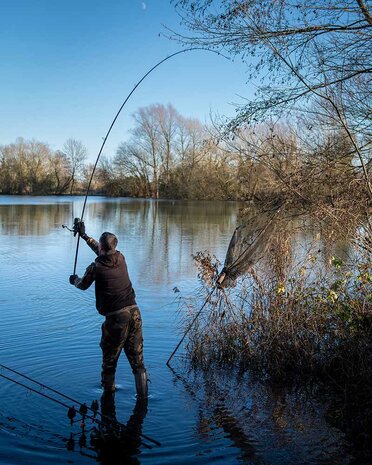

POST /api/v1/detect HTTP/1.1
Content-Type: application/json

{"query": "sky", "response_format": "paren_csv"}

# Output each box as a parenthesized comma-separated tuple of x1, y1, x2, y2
(0, 0, 254, 161)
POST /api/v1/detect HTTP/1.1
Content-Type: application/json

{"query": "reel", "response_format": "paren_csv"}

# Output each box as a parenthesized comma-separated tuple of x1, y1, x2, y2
(62, 218, 82, 236)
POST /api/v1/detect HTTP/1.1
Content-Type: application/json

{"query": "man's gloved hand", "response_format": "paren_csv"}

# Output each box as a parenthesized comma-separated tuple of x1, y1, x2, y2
(77, 221, 85, 236)
(69, 274, 78, 285)
(73, 219, 86, 237)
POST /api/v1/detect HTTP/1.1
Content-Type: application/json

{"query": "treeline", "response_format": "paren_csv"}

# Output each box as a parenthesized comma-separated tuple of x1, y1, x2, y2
(0, 138, 89, 195)
(101, 104, 237, 199)
(0, 103, 370, 203)
(102, 103, 367, 205)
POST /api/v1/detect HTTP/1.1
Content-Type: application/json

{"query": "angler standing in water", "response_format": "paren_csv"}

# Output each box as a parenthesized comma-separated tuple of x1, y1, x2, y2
(69, 221, 148, 398)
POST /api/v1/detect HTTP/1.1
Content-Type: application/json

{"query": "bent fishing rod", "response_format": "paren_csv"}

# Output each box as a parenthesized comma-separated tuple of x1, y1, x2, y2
(0, 363, 160, 447)
(68, 47, 226, 275)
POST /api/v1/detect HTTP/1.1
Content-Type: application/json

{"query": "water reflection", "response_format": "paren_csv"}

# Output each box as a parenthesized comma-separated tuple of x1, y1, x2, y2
(171, 365, 353, 465)
(0, 196, 363, 465)
(85, 200, 239, 286)
(88, 393, 148, 465)
(0, 198, 238, 237)
(0, 197, 354, 275)
(0, 197, 240, 288)
(0, 203, 72, 236)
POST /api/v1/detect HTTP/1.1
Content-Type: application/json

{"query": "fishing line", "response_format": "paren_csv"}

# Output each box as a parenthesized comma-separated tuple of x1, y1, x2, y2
(72, 47, 226, 274)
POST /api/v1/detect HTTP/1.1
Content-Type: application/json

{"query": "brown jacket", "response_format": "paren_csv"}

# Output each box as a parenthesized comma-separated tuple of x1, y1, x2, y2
(74, 236, 136, 315)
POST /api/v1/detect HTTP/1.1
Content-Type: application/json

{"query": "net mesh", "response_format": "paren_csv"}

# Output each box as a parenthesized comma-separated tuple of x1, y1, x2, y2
(220, 207, 283, 287)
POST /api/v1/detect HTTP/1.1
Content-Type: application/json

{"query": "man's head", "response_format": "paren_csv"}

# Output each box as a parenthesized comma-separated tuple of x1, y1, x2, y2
(99, 232, 118, 255)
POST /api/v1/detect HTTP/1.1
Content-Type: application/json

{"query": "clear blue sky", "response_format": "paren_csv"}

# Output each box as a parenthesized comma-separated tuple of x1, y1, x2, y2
(0, 0, 254, 161)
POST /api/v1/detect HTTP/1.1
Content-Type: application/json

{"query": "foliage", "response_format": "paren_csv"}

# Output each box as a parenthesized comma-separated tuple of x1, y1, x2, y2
(182, 223, 372, 452)
(0, 102, 370, 205)
(106, 103, 244, 199)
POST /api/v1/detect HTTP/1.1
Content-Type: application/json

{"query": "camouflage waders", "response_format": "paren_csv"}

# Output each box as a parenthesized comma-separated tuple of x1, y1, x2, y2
(100, 305, 147, 395)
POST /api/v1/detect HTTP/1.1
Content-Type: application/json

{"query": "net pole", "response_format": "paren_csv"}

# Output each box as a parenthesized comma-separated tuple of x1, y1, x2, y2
(166, 286, 216, 366)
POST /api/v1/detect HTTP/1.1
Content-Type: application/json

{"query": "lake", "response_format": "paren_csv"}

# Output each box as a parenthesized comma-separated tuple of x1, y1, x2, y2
(0, 196, 355, 464)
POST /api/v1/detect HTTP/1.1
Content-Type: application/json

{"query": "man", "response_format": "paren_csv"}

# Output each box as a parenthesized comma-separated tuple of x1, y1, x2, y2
(69, 221, 148, 398)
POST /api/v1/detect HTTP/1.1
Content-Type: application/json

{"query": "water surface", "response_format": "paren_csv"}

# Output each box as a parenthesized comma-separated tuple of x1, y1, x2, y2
(0, 196, 354, 464)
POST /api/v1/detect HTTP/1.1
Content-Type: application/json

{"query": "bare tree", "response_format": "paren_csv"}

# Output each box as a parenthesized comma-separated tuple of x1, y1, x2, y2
(131, 107, 163, 198)
(176, 115, 207, 169)
(62, 138, 87, 194)
(52, 150, 72, 194)
(154, 104, 178, 191)
(171, 0, 372, 196)
(115, 142, 152, 196)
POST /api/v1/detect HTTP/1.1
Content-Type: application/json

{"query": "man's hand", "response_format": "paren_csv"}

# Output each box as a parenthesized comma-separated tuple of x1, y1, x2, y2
(73, 219, 86, 237)
(69, 274, 78, 285)
(77, 221, 85, 236)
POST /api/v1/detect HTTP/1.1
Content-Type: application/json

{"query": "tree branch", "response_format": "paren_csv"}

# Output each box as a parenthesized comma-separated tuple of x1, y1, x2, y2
(357, 0, 372, 25)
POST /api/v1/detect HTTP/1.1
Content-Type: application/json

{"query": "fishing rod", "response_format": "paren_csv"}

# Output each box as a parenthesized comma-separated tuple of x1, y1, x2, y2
(0, 363, 160, 447)
(69, 47, 226, 275)
(0, 363, 86, 409)
(0, 371, 155, 449)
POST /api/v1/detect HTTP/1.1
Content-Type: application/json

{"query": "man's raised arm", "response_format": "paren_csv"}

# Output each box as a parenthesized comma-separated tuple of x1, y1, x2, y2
(75, 221, 99, 256)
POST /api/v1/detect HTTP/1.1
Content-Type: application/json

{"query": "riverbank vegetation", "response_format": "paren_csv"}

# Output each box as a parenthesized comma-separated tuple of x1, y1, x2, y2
(185, 221, 372, 375)
(168, 0, 371, 455)
(179, 211, 371, 454)
(170, 0, 372, 374)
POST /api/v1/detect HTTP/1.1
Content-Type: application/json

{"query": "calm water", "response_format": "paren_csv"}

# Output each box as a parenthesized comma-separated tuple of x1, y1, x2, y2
(0, 196, 354, 464)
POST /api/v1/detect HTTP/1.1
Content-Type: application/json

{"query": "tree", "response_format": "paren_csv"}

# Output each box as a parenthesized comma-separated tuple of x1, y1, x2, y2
(115, 142, 152, 197)
(171, 0, 372, 196)
(175, 116, 206, 169)
(114, 104, 199, 198)
(61, 138, 87, 194)
(52, 150, 72, 195)
(127, 105, 214, 198)
(154, 104, 178, 193)
(132, 106, 163, 198)
(0, 138, 54, 194)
